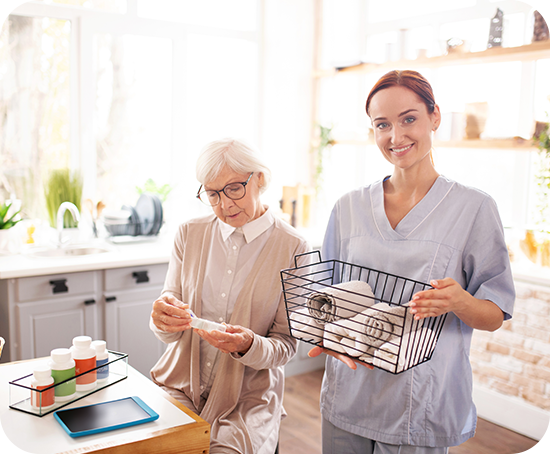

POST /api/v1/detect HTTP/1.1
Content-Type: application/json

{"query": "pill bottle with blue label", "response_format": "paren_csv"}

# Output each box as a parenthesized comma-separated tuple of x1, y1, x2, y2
(91, 340, 109, 382)
(49, 348, 76, 402)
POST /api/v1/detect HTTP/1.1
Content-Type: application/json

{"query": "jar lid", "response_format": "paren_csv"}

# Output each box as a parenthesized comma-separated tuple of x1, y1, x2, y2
(72, 335, 92, 349)
(33, 365, 52, 380)
(90, 340, 106, 353)
(51, 348, 72, 362)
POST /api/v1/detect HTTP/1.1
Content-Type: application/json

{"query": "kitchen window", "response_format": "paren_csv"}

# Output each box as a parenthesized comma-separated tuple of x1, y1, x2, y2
(0, 0, 261, 223)
(0, 14, 72, 220)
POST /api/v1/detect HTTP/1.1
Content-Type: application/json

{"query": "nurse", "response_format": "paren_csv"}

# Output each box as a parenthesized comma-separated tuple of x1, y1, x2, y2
(309, 70, 515, 453)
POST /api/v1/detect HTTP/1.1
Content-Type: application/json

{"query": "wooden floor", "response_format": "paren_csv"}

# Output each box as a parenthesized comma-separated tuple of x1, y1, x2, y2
(281, 369, 539, 454)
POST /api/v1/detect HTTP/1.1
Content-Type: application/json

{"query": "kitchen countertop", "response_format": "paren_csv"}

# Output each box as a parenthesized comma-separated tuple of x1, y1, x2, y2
(2, 226, 549, 288)
(0, 234, 174, 280)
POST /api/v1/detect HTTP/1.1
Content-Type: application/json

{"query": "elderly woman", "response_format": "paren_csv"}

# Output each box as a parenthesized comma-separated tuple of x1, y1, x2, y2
(150, 138, 309, 454)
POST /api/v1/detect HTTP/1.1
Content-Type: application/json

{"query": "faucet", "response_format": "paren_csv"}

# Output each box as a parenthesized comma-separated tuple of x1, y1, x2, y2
(57, 202, 81, 246)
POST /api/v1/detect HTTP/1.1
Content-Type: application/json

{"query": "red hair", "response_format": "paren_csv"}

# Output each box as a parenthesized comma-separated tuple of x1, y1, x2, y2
(366, 70, 436, 117)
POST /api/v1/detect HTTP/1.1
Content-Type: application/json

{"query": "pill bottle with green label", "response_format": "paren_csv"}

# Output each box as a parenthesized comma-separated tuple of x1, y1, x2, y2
(49, 348, 76, 402)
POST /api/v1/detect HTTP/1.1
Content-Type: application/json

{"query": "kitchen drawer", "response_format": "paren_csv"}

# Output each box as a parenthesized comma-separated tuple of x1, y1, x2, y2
(16, 271, 99, 303)
(104, 263, 168, 291)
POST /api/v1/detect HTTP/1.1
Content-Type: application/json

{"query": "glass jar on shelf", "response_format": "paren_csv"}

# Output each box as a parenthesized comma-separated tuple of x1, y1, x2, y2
(532, 0, 550, 42)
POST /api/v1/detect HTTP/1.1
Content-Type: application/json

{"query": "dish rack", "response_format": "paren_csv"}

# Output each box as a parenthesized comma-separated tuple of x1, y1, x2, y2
(8, 350, 128, 417)
(280, 251, 447, 374)
(103, 193, 163, 237)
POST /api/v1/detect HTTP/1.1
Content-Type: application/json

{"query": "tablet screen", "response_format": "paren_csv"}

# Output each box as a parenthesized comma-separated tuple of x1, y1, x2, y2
(54, 397, 157, 436)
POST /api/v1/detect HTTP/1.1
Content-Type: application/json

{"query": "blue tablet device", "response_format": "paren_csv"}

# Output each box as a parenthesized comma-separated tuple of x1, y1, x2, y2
(54, 396, 159, 438)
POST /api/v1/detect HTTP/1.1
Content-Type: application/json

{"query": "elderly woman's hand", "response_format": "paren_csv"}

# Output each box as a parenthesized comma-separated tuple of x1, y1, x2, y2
(195, 324, 254, 355)
(151, 295, 193, 333)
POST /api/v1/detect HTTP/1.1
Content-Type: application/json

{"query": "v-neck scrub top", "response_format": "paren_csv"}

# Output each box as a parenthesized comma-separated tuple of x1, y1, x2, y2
(319, 175, 515, 448)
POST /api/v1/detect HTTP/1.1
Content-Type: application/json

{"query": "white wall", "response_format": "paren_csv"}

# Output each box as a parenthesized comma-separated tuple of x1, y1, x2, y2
(259, 0, 315, 211)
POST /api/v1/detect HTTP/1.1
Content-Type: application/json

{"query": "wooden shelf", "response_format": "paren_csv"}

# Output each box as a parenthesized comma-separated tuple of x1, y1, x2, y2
(314, 40, 550, 78)
(332, 137, 537, 150)
(434, 138, 536, 149)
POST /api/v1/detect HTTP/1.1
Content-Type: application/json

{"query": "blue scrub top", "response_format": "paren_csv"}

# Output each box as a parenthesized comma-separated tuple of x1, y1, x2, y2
(320, 175, 515, 448)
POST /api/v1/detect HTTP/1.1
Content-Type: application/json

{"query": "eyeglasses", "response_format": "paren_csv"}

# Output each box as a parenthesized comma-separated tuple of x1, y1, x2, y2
(196, 172, 254, 207)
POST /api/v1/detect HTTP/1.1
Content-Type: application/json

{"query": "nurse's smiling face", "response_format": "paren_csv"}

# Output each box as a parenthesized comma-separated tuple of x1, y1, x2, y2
(369, 85, 440, 172)
(205, 166, 265, 228)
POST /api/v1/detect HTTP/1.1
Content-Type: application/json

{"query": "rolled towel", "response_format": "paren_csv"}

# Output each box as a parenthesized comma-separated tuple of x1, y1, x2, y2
(371, 327, 436, 373)
(289, 307, 324, 344)
(322, 328, 348, 354)
(307, 281, 375, 325)
(323, 302, 417, 360)
(324, 316, 372, 357)
(361, 302, 415, 348)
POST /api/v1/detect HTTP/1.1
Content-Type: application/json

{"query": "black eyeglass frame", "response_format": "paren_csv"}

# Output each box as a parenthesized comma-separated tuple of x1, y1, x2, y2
(196, 172, 254, 206)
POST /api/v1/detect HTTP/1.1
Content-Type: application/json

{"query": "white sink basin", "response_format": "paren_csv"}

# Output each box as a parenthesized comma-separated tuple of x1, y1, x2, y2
(27, 245, 111, 258)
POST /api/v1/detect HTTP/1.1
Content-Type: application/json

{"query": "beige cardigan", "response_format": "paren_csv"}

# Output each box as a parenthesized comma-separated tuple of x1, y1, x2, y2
(150, 214, 309, 454)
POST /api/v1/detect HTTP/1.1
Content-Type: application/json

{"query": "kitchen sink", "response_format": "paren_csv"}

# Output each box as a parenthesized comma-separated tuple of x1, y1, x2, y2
(27, 245, 112, 258)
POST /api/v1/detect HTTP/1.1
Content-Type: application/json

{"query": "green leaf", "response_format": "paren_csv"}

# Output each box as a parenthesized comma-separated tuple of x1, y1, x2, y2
(0, 201, 22, 230)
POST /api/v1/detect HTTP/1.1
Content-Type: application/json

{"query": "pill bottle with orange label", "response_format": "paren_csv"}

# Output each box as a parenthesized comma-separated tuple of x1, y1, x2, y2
(30, 365, 55, 411)
(70, 336, 97, 391)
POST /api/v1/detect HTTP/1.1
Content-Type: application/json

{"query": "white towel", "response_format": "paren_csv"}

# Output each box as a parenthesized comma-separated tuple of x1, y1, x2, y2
(323, 302, 417, 359)
(371, 327, 436, 373)
(361, 302, 414, 347)
(307, 281, 375, 325)
(288, 307, 324, 344)
(323, 316, 370, 357)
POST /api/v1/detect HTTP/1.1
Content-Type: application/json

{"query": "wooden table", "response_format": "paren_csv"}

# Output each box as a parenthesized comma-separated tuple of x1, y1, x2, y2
(0, 358, 210, 454)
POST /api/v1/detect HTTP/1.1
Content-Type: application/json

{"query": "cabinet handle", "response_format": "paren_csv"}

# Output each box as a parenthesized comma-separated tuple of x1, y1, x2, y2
(105, 296, 117, 303)
(84, 299, 96, 305)
(49, 279, 68, 294)
(132, 271, 149, 284)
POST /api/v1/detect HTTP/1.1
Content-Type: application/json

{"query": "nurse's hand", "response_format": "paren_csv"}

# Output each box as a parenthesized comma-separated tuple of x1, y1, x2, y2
(151, 295, 192, 333)
(408, 278, 465, 320)
(408, 278, 504, 331)
(195, 324, 254, 355)
(307, 346, 374, 371)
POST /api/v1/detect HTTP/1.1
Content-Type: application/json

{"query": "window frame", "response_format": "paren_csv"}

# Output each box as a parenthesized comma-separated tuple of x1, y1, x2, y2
(7, 0, 263, 200)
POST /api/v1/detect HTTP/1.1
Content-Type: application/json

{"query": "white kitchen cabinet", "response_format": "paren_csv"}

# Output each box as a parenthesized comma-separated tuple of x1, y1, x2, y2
(285, 340, 325, 377)
(0, 263, 169, 379)
(17, 294, 100, 360)
(103, 264, 168, 377)
(0, 271, 102, 362)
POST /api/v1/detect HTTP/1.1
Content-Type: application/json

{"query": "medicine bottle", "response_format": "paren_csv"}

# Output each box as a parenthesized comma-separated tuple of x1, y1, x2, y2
(70, 335, 97, 391)
(49, 348, 76, 402)
(91, 340, 109, 382)
(30, 365, 55, 411)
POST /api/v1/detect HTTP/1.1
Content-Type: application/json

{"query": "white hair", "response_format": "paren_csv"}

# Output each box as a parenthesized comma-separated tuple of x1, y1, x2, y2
(195, 138, 271, 193)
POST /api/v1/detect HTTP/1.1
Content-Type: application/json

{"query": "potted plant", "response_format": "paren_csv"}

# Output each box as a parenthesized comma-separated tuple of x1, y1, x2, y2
(44, 169, 83, 229)
(0, 200, 22, 252)
(311, 124, 335, 195)
(521, 121, 550, 266)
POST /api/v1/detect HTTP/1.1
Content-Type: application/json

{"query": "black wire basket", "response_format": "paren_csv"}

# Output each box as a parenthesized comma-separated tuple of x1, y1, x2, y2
(280, 251, 448, 374)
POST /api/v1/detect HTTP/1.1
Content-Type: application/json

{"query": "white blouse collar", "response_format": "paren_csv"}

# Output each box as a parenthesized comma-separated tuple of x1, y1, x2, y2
(218, 206, 274, 243)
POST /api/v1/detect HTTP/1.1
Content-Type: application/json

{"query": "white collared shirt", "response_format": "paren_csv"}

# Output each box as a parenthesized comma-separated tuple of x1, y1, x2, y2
(199, 206, 275, 396)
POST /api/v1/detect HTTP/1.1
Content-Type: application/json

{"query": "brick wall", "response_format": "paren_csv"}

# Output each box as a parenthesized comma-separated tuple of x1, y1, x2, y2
(470, 281, 550, 411)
